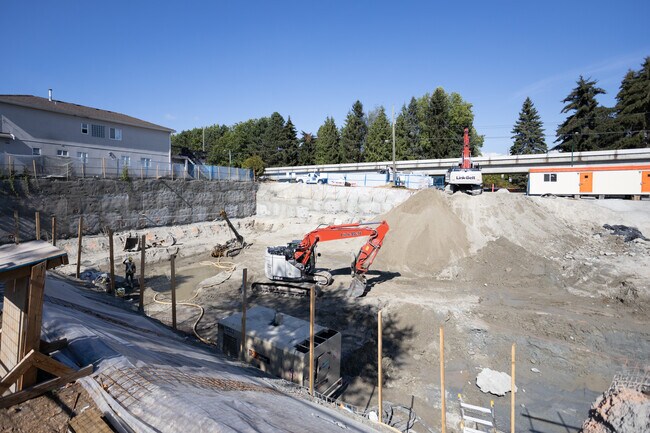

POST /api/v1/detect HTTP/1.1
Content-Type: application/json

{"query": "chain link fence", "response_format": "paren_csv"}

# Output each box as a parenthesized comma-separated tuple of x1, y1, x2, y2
(0, 153, 253, 182)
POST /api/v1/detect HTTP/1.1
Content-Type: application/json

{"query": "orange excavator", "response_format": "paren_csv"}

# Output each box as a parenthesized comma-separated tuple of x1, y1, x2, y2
(262, 221, 390, 297)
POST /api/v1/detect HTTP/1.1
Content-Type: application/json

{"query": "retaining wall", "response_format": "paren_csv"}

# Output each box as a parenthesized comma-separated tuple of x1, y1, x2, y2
(256, 182, 414, 221)
(0, 178, 257, 242)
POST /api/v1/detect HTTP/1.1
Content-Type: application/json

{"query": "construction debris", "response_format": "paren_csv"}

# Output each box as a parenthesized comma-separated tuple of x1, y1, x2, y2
(476, 368, 517, 396)
(603, 224, 648, 242)
(580, 388, 650, 433)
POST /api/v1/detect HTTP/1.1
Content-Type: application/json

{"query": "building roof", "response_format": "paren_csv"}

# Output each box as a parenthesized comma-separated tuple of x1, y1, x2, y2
(0, 95, 174, 133)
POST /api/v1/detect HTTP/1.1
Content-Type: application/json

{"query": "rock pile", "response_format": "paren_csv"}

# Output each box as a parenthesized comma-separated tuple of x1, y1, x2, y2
(580, 387, 650, 433)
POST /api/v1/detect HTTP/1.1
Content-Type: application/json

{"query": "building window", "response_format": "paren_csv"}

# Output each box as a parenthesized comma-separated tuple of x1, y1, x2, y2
(81, 123, 89, 134)
(141, 158, 151, 168)
(77, 152, 88, 163)
(121, 155, 131, 167)
(110, 127, 122, 141)
(543, 173, 558, 182)
(32, 148, 41, 156)
(57, 149, 69, 157)
(91, 124, 105, 138)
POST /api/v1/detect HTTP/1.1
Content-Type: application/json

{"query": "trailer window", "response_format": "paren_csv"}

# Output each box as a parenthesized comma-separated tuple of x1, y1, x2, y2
(550, 173, 557, 182)
(544, 174, 549, 182)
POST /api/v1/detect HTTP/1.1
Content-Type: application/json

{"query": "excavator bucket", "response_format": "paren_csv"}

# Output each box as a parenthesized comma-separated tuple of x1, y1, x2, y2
(347, 275, 367, 298)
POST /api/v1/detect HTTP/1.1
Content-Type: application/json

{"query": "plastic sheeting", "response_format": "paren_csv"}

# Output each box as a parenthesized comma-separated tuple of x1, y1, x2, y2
(40, 275, 378, 433)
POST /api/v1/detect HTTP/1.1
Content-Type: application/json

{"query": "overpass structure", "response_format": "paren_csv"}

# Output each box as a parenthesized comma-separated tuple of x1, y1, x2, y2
(264, 148, 650, 178)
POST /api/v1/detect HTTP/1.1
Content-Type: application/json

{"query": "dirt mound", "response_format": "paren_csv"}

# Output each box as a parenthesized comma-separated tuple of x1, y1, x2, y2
(374, 189, 469, 276)
(581, 387, 650, 433)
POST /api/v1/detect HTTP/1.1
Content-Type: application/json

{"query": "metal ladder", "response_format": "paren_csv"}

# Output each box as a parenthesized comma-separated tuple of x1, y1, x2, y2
(458, 394, 497, 433)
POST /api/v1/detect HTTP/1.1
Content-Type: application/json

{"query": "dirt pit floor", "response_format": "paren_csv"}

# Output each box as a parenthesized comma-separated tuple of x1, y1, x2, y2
(57, 186, 650, 433)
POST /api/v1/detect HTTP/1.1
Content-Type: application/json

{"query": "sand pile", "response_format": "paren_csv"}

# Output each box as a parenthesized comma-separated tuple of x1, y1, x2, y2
(374, 189, 469, 276)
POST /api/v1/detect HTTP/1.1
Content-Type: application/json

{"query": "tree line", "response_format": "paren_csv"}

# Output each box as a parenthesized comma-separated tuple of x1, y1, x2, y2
(510, 56, 649, 155)
(171, 88, 483, 172)
(173, 56, 649, 171)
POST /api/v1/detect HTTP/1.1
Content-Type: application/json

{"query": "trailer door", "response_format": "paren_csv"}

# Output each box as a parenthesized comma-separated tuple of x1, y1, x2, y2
(580, 172, 593, 193)
(643, 171, 650, 193)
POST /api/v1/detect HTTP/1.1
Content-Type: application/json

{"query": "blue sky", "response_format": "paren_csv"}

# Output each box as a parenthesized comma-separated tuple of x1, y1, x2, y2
(4, 1, 649, 155)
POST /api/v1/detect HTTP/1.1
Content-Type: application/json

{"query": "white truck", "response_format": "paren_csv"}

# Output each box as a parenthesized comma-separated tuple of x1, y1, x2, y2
(295, 171, 328, 184)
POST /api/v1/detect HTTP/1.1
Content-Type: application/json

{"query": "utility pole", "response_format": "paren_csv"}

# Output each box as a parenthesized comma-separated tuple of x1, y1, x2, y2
(229, 150, 232, 166)
(202, 127, 205, 152)
(392, 106, 397, 187)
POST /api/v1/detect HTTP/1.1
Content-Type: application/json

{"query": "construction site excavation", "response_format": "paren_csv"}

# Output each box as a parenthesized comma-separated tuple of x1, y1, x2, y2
(1, 178, 649, 433)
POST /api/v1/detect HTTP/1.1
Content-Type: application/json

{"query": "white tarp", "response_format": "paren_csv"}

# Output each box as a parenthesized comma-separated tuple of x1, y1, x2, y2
(39, 275, 379, 433)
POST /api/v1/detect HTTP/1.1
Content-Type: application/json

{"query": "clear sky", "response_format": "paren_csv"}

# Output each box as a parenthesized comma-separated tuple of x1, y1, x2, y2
(4, 1, 649, 155)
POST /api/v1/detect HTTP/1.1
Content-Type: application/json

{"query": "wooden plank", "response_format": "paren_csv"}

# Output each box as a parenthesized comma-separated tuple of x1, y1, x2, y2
(69, 407, 113, 433)
(51, 216, 56, 246)
(139, 234, 145, 312)
(108, 229, 115, 294)
(0, 256, 68, 282)
(0, 349, 36, 395)
(35, 212, 40, 241)
(76, 216, 83, 279)
(171, 254, 177, 329)
(0, 364, 92, 409)
(0, 277, 30, 392)
(31, 352, 75, 377)
(22, 261, 47, 387)
(0, 241, 68, 275)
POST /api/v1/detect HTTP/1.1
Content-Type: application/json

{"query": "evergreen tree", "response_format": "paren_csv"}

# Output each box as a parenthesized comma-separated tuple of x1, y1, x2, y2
(315, 117, 340, 164)
(555, 76, 606, 152)
(340, 100, 367, 163)
(395, 98, 420, 159)
(262, 112, 287, 166)
(614, 57, 650, 148)
(282, 116, 299, 166)
(510, 97, 547, 154)
(299, 131, 316, 165)
(364, 106, 392, 162)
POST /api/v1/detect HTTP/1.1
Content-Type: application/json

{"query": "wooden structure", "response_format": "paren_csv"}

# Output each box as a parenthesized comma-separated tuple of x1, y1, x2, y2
(0, 240, 92, 408)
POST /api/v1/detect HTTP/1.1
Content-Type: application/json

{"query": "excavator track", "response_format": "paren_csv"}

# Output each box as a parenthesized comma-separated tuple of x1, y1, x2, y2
(251, 271, 332, 298)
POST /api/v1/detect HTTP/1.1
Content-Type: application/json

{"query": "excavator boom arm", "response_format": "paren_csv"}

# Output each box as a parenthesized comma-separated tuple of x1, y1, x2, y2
(295, 221, 389, 275)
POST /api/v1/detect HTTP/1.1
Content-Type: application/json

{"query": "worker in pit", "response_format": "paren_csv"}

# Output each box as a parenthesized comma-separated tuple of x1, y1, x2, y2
(123, 256, 136, 288)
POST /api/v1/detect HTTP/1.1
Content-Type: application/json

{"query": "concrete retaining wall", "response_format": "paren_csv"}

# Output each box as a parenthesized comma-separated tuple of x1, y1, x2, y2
(256, 182, 414, 221)
(0, 178, 257, 242)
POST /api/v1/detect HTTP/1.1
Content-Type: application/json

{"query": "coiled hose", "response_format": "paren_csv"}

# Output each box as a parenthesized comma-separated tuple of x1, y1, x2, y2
(153, 258, 236, 344)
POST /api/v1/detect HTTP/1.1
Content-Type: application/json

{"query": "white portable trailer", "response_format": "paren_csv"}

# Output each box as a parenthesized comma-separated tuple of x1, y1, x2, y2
(528, 165, 650, 197)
